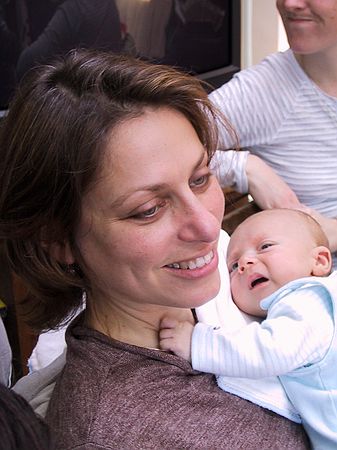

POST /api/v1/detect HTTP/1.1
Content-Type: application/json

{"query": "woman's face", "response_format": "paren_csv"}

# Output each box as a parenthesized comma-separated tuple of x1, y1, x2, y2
(277, 0, 337, 54)
(74, 107, 224, 312)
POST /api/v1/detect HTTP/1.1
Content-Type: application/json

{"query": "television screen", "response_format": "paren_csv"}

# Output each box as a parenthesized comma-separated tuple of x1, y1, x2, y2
(116, 0, 240, 90)
(0, 0, 240, 110)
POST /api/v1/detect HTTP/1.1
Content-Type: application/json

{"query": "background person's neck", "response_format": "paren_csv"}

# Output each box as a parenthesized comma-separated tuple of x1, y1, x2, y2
(295, 49, 337, 98)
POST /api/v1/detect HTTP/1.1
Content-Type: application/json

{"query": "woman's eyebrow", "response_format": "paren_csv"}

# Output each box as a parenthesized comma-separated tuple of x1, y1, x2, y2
(195, 148, 208, 168)
(110, 149, 207, 209)
(109, 184, 168, 210)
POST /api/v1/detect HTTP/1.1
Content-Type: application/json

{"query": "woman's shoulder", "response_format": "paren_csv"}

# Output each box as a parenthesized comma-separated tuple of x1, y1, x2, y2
(45, 306, 309, 449)
(47, 346, 309, 449)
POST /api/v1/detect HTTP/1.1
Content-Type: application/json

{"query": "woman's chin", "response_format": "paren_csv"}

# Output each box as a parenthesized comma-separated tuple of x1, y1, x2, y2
(185, 277, 221, 309)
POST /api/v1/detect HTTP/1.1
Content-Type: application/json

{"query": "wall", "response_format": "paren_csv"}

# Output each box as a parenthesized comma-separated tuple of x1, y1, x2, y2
(241, 0, 289, 68)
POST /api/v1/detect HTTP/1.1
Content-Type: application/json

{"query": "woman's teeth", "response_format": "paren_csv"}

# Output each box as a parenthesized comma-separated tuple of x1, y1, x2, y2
(167, 251, 213, 270)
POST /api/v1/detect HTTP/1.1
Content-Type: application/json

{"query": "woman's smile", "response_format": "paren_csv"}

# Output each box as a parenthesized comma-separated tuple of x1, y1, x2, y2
(164, 249, 219, 280)
(166, 249, 214, 270)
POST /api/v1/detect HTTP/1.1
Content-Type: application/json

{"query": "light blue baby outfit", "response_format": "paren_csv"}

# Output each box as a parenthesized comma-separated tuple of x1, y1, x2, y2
(261, 274, 337, 449)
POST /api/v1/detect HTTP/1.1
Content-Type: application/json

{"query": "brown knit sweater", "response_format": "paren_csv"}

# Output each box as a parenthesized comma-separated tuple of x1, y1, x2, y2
(47, 314, 309, 449)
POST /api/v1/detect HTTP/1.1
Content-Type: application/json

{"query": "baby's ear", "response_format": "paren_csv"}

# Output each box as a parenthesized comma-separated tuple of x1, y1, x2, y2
(311, 246, 332, 276)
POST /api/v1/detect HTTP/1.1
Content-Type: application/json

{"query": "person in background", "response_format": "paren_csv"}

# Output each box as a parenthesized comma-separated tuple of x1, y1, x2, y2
(0, 383, 53, 449)
(0, 49, 308, 448)
(16, 0, 123, 81)
(160, 209, 337, 449)
(209, 0, 337, 265)
(0, 0, 19, 108)
(0, 316, 11, 386)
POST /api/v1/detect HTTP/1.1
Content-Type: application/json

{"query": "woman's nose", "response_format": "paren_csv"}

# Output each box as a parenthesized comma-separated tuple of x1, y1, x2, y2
(177, 197, 220, 243)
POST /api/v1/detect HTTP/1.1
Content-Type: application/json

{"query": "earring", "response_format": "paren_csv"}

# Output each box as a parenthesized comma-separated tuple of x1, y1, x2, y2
(66, 263, 81, 276)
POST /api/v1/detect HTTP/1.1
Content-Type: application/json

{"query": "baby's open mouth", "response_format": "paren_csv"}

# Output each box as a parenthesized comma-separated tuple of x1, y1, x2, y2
(250, 277, 268, 289)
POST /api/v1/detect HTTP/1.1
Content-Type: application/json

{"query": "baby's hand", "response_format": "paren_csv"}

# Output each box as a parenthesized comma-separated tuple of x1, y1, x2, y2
(159, 317, 194, 362)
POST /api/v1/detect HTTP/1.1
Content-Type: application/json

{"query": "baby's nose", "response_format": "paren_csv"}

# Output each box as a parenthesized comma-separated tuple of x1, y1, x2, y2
(238, 256, 255, 273)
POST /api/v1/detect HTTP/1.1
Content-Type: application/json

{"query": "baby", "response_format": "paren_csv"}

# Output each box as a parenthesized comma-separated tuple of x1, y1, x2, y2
(160, 209, 337, 449)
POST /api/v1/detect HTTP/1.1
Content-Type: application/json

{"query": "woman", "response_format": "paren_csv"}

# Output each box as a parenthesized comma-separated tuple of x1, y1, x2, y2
(210, 0, 337, 265)
(0, 49, 308, 448)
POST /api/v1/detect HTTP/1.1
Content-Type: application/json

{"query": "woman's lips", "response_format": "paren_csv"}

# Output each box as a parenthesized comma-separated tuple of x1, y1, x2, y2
(166, 250, 214, 270)
(164, 250, 219, 280)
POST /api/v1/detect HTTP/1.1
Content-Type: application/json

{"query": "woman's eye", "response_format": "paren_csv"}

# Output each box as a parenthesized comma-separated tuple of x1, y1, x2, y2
(190, 174, 210, 188)
(143, 206, 159, 217)
(131, 201, 167, 221)
(134, 206, 159, 219)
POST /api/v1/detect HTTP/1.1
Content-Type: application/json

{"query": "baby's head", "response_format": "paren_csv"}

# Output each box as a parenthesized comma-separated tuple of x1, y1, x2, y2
(227, 209, 331, 317)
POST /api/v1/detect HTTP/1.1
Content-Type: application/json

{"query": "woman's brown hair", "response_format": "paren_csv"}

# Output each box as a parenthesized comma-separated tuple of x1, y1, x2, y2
(0, 49, 233, 331)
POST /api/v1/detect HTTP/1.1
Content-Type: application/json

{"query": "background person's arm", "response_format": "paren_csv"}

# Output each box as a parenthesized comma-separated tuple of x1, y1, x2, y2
(246, 154, 302, 210)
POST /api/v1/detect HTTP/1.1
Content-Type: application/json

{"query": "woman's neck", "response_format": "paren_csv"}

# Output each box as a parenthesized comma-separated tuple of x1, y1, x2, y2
(84, 299, 195, 349)
(295, 49, 337, 97)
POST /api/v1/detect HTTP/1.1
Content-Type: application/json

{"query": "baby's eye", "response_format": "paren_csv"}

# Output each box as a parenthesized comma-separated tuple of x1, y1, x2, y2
(229, 261, 239, 274)
(189, 174, 210, 188)
(260, 243, 273, 250)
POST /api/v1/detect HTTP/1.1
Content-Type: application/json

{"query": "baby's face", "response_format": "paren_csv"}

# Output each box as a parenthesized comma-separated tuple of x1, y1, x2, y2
(227, 210, 319, 317)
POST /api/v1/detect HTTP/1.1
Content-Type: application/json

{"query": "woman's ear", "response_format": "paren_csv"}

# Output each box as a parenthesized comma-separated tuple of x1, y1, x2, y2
(40, 225, 75, 265)
(48, 240, 75, 265)
(311, 246, 332, 276)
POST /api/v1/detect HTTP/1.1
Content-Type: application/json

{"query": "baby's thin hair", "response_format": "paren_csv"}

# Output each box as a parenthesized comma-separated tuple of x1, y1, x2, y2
(287, 209, 329, 248)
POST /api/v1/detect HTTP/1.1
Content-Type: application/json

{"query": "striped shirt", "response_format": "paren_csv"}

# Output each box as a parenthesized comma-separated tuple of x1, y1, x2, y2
(192, 276, 334, 378)
(209, 49, 337, 219)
